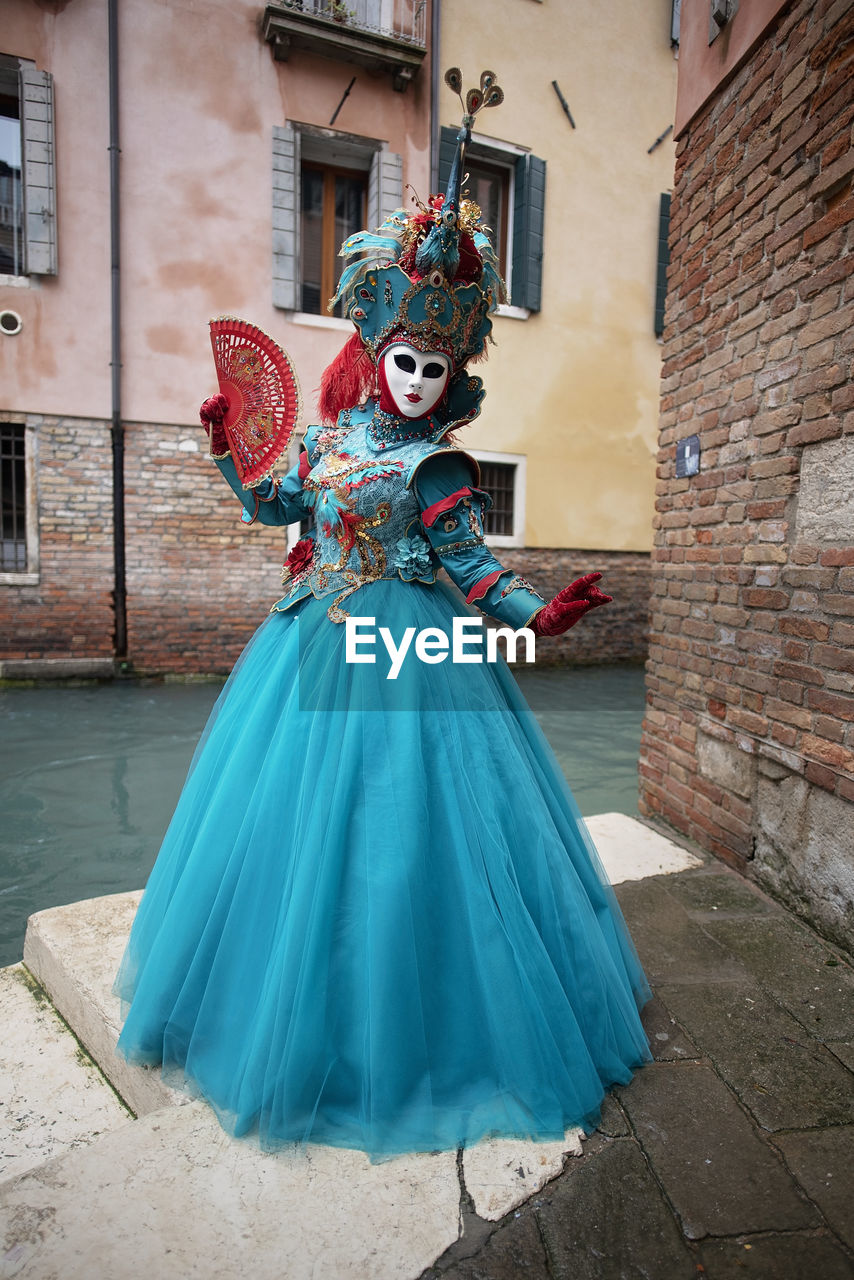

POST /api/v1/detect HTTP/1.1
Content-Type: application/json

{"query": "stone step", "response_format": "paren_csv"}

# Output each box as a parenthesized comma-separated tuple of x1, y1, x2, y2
(0, 1099, 464, 1280)
(0, 964, 131, 1188)
(22, 889, 187, 1119)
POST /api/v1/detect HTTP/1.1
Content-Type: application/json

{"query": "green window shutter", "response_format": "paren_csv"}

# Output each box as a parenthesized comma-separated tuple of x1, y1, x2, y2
(367, 149, 403, 230)
(440, 129, 545, 313)
(654, 192, 671, 338)
(437, 125, 457, 196)
(20, 63, 57, 276)
(511, 153, 545, 312)
(272, 124, 300, 311)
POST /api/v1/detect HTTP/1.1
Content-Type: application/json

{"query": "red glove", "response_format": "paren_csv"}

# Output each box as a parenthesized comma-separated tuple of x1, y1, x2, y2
(199, 393, 230, 456)
(531, 573, 613, 636)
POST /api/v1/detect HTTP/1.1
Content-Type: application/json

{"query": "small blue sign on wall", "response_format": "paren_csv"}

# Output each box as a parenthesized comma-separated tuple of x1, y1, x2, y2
(676, 434, 700, 478)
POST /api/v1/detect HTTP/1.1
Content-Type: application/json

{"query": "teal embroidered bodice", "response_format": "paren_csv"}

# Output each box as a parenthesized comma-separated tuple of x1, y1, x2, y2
(213, 400, 545, 629)
(274, 411, 462, 622)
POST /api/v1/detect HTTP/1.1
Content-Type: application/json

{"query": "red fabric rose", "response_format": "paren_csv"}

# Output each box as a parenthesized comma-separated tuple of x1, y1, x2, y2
(283, 537, 313, 580)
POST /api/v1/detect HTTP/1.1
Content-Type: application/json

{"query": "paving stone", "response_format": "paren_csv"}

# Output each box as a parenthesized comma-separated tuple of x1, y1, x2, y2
(774, 1126, 854, 1251)
(698, 1232, 854, 1279)
(702, 915, 854, 1040)
(828, 1042, 854, 1073)
(614, 878, 750, 985)
(658, 982, 854, 1131)
(641, 994, 700, 1061)
(596, 1093, 630, 1138)
(0, 1100, 461, 1280)
(0, 965, 131, 1185)
(534, 1138, 696, 1280)
(617, 1060, 817, 1239)
(425, 1210, 552, 1280)
(584, 813, 704, 883)
(662, 867, 780, 918)
(462, 1130, 582, 1222)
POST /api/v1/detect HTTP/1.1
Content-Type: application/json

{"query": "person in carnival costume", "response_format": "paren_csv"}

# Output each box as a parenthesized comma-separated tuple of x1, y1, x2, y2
(115, 70, 651, 1158)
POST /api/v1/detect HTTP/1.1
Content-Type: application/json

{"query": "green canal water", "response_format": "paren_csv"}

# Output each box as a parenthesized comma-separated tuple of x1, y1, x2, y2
(0, 665, 646, 968)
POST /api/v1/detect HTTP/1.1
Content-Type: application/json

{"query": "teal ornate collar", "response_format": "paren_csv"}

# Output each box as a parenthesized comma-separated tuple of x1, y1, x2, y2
(367, 406, 440, 452)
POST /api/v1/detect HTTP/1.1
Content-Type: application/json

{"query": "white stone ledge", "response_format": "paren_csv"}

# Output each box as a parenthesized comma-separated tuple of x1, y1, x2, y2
(23, 891, 186, 1118)
(0, 964, 131, 1186)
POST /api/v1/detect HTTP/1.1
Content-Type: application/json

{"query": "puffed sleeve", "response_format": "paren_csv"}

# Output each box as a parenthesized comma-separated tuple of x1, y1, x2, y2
(413, 452, 545, 630)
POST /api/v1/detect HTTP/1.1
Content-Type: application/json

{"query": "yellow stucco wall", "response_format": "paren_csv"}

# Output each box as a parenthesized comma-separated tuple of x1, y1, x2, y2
(442, 0, 677, 551)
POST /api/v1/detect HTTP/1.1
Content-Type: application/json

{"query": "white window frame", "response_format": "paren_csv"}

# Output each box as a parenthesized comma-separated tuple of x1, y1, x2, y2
(0, 418, 40, 585)
(469, 448, 527, 548)
(464, 132, 532, 321)
(272, 121, 402, 321)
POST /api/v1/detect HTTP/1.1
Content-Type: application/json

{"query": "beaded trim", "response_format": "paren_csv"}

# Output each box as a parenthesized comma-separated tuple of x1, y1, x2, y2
(435, 537, 485, 557)
(499, 574, 539, 598)
(368, 408, 439, 452)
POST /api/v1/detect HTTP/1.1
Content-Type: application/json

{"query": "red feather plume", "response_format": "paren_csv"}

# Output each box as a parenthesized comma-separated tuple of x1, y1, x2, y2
(318, 332, 375, 423)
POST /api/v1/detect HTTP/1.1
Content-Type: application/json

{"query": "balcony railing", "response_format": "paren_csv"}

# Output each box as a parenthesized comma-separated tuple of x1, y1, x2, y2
(263, 0, 428, 91)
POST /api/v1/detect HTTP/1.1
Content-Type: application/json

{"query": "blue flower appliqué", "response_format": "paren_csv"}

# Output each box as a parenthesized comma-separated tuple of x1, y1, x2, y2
(392, 535, 433, 582)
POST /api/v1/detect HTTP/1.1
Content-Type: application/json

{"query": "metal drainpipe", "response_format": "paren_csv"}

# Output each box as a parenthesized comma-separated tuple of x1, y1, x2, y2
(430, 0, 441, 191)
(108, 0, 127, 661)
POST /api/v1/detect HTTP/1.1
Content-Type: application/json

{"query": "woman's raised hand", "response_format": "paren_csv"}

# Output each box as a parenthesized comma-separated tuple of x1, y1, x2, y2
(199, 393, 230, 455)
(531, 573, 612, 637)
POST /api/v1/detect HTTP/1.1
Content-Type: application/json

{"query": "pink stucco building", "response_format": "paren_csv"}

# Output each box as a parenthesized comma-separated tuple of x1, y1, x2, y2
(1, 0, 433, 672)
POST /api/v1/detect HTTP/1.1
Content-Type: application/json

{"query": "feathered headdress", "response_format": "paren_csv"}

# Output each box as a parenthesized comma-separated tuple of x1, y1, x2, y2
(319, 69, 507, 422)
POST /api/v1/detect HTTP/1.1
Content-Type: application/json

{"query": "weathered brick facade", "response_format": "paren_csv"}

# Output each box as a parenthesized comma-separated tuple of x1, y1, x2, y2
(124, 423, 288, 675)
(500, 549, 651, 665)
(639, 0, 854, 949)
(0, 414, 115, 660)
(0, 410, 650, 674)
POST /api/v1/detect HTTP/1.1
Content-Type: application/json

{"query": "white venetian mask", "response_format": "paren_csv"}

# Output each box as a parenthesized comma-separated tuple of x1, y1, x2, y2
(379, 343, 452, 419)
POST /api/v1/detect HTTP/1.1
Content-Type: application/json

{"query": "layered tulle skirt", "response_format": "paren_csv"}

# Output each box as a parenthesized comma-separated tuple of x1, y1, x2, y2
(115, 580, 651, 1157)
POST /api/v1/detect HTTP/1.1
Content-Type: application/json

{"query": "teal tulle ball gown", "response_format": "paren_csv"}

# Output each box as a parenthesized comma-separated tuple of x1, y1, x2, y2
(115, 573, 652, 1158)
(117, 71, 651, 1154)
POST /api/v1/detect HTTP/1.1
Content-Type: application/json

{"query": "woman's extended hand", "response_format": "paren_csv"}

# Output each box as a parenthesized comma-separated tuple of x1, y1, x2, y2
(199, 393, 230, 455)
(531, 573, 612, 636)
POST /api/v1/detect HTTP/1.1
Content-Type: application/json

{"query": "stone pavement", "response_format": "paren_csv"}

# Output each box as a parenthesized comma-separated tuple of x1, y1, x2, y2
(423, 836, 854, 1280)
(1, 814, 852, 1278)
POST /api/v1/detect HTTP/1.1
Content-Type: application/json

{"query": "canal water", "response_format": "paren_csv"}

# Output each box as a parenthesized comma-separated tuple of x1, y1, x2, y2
(0, 665, 645, 968)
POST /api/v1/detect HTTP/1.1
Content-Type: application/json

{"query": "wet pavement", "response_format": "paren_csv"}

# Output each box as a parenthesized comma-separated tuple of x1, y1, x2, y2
(422, 835, 854, 1280)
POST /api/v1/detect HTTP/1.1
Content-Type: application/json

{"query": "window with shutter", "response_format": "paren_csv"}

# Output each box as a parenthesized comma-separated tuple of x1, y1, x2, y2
(438, 126, 545, 315)
(272, 124, 402, 317)
(0, 55, 57, 278)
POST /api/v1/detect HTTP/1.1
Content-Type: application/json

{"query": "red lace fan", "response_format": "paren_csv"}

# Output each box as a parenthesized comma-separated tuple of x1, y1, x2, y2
(209, 317, 301, 488)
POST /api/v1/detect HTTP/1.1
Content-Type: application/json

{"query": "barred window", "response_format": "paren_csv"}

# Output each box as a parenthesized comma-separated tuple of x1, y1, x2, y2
(1, 422, 26, 571)
(480, 461, 516, 537)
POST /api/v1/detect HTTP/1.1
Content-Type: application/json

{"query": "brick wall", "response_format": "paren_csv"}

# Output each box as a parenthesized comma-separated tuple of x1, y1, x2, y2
(639, 0, 854, 950)
(500, 548, 651, 665)
(125, 422, 289, 675)
(1, 413, 650, 674)
(0, 414, 115, 660)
